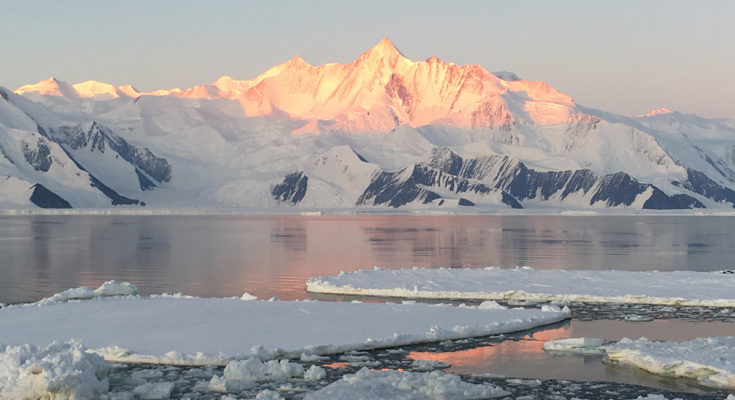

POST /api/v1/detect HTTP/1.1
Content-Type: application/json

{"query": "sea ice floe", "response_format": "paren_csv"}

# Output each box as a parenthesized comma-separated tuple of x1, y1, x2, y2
(605, 336, 735, 390)
(624, 313, 655, 322)
(224, 358, 305, 382)
(0, 288, 569, 365)
(542, 337, 605, 355)
(302, 367, 510, 399)
(132, 381, 174, 400)
(307, 266, 735, 307)
(0, 340, 110, 400)
(304, 365, 327, 381)
(36, 280, 139, 305)
(93, 281, 139, 297)
(254, 389, 285, 400)
(409, 359, 451, 371)
(478, 300, 507, 310)
(543, 335, 735, 390)
(240, 292, 258, 301)
(193, 359, 323, 395)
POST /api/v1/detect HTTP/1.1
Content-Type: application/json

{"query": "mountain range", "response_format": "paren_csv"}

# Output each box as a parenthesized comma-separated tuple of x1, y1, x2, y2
(2, 38, 735, 211)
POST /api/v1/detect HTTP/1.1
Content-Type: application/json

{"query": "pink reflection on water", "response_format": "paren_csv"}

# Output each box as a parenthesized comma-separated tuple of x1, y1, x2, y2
(407, 319, 735, 375)
(322, 362, 349, 369)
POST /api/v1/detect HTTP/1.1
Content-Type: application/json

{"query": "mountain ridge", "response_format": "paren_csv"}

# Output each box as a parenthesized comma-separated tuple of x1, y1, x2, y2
(14, 37, 576, 134)
(3, 38, 735, 211)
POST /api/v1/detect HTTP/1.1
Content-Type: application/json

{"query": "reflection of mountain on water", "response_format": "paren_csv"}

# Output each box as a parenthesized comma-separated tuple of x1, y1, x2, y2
(2, 215, 734, 304)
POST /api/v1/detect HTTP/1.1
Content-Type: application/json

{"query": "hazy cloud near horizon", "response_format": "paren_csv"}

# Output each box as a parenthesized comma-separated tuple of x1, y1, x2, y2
(2, 0, 733, 118)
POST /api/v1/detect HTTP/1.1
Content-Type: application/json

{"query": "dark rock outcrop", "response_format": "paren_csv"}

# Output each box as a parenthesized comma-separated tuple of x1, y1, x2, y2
(357, 169, 441, 208)
(272, 146, 726, 210)
(673, 168, 735, 207)
(273, 172, 308, 204)
(501, 192, 523, 209)
(22, 138, 52, 172)
(57, 122, 172, 186)
(419, 147, 705, 209)
(29, 184, 72, 209)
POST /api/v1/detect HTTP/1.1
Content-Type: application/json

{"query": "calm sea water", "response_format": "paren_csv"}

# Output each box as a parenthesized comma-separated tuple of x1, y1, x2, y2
(2, 214, 734, 395)
(1, 214, 734, 304)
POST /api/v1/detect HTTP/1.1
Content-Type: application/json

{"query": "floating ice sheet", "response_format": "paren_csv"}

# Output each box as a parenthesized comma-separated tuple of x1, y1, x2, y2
(307, 267, 735, 307)
(605, 336, 735, 390)
(0, 293, 568, 365)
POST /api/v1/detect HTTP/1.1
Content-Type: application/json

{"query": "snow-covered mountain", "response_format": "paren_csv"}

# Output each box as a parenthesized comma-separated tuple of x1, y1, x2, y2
(3, 38, 735, 211)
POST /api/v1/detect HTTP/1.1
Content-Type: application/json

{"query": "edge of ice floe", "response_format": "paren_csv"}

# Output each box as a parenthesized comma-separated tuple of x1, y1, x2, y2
(306, 268, 735, 307)
(542, 336, 735, 391)
(307, 281, 735, 307)
(604, 337, 735, 391)
(89, 305, 570, 366)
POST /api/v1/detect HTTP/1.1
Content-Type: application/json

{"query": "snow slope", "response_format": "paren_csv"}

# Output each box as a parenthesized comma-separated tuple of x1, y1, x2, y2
(307, 267, 735, 306)
(0, 176, 38, 208)
(0, 124, 114, 208)
(0, 88, 171, 208)
(0, 293, 569, 366)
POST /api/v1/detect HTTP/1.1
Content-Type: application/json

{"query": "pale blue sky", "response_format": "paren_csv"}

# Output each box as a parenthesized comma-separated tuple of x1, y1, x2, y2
(1, 0, 733, 118)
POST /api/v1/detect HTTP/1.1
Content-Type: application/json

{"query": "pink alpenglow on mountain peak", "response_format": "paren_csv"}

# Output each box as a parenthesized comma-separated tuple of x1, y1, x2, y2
(14, 38, 577, 134)
(644, 107, 673, 117)
(15, 77, 77, 98)
(16, 78, 140, 99)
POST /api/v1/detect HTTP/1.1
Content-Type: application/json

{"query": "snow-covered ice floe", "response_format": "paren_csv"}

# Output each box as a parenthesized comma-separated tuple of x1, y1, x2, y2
(605, 336, 735, 390)
(0, 289, 569, 366)
(302, 367, 510, 399)
(0, 341, 110, 400)
(307, 266, 735, 307)
(542, 336, 735, 391)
